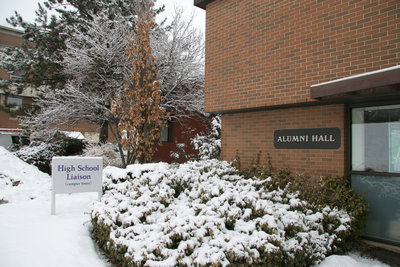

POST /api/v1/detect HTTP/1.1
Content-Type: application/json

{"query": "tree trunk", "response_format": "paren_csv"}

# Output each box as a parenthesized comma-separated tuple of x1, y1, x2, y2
(99, 120, 109, 144)
(118, 142, 127, 168)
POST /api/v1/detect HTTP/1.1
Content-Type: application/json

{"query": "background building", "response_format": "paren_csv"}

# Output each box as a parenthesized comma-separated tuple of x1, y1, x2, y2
(195, 0, 400, 245)
(0, 25, 35, 147)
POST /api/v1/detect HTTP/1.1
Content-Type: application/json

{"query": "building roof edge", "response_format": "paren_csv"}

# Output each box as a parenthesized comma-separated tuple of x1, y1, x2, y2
(0, 25, 24, 36)
(194, 0, 216, 10)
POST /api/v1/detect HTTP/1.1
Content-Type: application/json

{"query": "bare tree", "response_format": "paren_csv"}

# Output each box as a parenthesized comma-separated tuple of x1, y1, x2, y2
(22, 11, 132, 142)
(154, 7, 205, 119)
(22, 2, 205, 166)
(61, 12, 133, 142)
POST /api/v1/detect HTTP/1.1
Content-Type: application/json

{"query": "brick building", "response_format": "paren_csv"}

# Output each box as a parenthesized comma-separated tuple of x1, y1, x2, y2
(0, 25, 37, 147)
(195, 0, 400, 245)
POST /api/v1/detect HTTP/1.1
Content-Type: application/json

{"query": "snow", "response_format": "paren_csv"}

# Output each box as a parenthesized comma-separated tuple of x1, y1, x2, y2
(191, 115, 221, 160)
(0, 146, 110, 267)
(0, 146, 393, 267)
(0, 146, 50, 203)
(61, 131, 86, 140)
(316, 253, 391, 267)
(0, 193, 110, 267)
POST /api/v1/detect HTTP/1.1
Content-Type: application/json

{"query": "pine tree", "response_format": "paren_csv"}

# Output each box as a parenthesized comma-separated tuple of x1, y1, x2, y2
(111, 0, 167, 166)
(0, 0, 143, 91)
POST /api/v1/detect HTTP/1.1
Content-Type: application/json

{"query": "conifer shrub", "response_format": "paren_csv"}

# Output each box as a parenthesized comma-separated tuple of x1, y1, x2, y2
(91, 160, 366, 266)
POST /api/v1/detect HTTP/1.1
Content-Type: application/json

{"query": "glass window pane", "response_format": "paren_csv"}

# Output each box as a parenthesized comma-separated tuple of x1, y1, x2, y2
(352, 104, 400, 173)
(160, 120, 173, 142)
(7, 96, 22, 107)
(351, 174, 400, 244)
(160, 126, 168, 142)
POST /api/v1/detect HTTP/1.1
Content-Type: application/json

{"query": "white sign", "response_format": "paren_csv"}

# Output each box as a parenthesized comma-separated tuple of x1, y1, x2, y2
(51, 156, 103, 215)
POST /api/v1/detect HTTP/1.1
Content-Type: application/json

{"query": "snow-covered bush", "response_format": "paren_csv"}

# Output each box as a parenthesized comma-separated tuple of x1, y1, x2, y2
(169, 142, 196, 162)
(191, 115, 221, 160)
(14, 141, 65, 174)
(91, 160, 362, 267)
(14, 132, 85, 173)
(235, 161, 369, 253)
(83, 142, 121, 168)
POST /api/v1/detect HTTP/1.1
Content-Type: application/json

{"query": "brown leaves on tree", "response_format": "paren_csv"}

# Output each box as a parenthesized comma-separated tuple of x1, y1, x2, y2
(111, 0, 167, 166)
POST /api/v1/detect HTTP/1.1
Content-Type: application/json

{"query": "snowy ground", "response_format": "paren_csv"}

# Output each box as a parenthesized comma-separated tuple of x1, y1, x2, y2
(0, 147, 392, 267)
(0, 193, 110, 267)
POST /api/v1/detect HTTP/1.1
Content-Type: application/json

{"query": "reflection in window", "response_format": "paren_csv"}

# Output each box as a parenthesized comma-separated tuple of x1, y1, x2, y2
(352, 104, 400, 173)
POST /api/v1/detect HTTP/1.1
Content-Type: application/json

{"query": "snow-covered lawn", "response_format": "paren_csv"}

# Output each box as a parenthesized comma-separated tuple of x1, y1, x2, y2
(0, 147, 391, 267)
(0, 147, 109, 267)
(0, 193, 110, 267)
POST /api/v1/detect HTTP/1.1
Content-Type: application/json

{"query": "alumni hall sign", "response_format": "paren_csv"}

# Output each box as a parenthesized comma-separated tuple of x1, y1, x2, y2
(274, 128, 341, 149)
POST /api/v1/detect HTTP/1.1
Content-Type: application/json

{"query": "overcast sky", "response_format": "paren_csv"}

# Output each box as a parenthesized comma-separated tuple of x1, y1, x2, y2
(0, 0, 205, 33)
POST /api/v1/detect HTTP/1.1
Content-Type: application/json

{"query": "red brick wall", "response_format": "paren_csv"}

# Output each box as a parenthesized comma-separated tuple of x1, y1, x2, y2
(152, 116, 212, 163)
(222, 104, 346, 176)
(0, 68, 9, 80)
(0, 29, 23, 48)
(205, 0, 400, 113)
(0, 111, 21, 129)
(0, 96, 34, 129)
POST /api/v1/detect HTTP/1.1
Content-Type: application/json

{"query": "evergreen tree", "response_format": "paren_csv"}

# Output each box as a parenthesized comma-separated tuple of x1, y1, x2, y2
(0, 0, 144, 91)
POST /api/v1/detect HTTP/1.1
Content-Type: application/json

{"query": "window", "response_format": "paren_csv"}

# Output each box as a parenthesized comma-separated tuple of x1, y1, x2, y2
(351, 104, 400, 245)
(10, 70, 25, 81)
(11, 136, 20, 144)
(6, 96, 23, 110)
(160, 120, 173, 142)
(352, 104, 400, 173)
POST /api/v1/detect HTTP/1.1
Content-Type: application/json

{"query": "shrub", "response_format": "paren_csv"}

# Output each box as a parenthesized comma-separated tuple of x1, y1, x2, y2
(14, 132, 86, 173)
(191, 115, 221, 160)
(235, 155, 369, 253)
(91, 160, 363, 267)
(15, 141, 64, 174)
(83, 142, 121, 168)
(169, 142, 195, 162)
